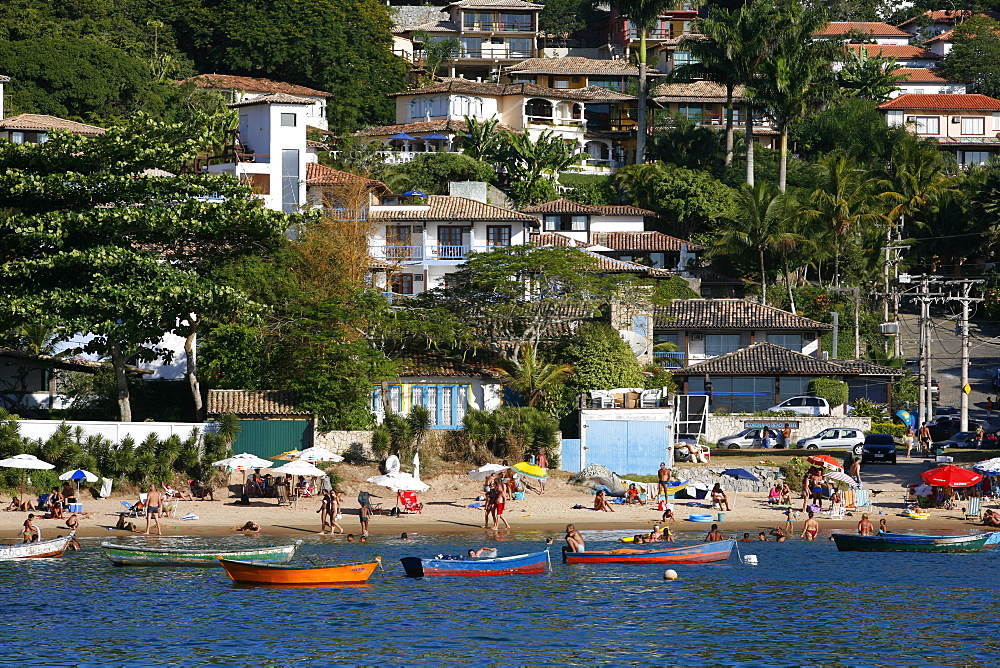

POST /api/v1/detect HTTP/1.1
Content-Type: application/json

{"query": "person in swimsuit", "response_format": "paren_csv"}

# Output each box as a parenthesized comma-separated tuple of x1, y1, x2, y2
(878, 518, 888, 534)
(858, 513, 874, 536)
(758, 532, 768, 541)
(536, 450, 548, 495)
(318, 492, 334, 534)
(64, 514, 79, 531)
(484, 484, 499, 528)
(565, 524, 585, 552)
(661, 504, 675, 524)
(704, 524, 724, 542)
(233, 521, 261, 533)
(770, 527, 787, 542)
(919, 423, 932, 457)
(359, 502, 371, 537)
(468, 547, 498, 558)
(801, 512, 819, 540)
(594, 489, 614, 512)
(625, 483, 644, 506)
(22, 514, 40, 543)
(144, 487, 162, 536)
(711, 483, 731, 511)
(740, 533, 753, 542)
(493, 484, 510, 530)
(657, 462, 671, 499)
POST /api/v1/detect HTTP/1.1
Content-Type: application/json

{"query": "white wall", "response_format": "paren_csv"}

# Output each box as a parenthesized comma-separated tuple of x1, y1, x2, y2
(16, 419, 215, 445)
(590, 215, 646, 234)
(892, 82, 967, 97)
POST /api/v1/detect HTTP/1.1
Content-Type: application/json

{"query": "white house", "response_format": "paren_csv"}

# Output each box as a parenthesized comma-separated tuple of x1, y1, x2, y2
(815, 21, 913, 45)
(181, 74, 331, 131)
(842, 44, 941, 69)
(891, 68, 966, 97)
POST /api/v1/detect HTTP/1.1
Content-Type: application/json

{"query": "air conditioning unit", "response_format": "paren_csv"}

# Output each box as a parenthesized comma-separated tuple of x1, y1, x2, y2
(880, 322, 900, 335)
(691, 333, 704, 341)
(414, 275, 424, 282)
(952, 116, 961, 123)
(906, 116, 916, 122)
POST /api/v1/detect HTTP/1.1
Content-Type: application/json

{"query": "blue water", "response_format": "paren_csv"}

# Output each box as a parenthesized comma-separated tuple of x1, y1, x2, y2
(2, 529, 999, 666)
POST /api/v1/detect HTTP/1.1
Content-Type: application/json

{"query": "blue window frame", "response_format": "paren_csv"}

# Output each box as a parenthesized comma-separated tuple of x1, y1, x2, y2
(374, 384, 469, 429)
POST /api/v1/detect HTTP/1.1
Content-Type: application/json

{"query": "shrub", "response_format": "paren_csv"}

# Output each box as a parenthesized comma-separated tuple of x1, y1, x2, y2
(869, 422, 906, 438)
(849, 397, 889, 420)
(782, 456, 810, 492)
(459, 407, 559, 465)
(808, 378, 849, 407)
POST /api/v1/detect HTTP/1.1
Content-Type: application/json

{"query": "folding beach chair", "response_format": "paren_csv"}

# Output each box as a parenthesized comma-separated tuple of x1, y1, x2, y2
(965, 495, 982, 521)
(398, 490, 423, 514)
(855, 488, 870, 510)
(121, 500, 145, 517)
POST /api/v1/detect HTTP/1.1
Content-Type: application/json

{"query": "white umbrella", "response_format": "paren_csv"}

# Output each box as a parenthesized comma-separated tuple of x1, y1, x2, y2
(0, 454, 55, 502)
(212, 453, 274, 496)
(287, 446, 343, 463)
(367, 471, 430, 493)
(271, 460, 326, 477)
(385, 454, 401, 474)
(58, 469, 99, 482)
(974, 458, 1000, 474)
(824, 470, 860, 488)
(467, 463, 507, 481)
(914, 483, 933, 496)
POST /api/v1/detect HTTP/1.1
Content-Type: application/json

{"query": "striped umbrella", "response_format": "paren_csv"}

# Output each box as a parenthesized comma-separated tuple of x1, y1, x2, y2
(824, 470, 859, 488)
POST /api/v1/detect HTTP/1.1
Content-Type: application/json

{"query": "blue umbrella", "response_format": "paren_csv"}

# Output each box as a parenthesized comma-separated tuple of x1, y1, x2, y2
(389, 132, 416, 141)
(722, 468, 759, 481)
(423, 132, 449, 140)
(401, 190, 427, 197)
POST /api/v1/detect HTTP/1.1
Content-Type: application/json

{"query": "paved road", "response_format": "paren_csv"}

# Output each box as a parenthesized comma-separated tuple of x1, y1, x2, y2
(897, 306, 1000, 424)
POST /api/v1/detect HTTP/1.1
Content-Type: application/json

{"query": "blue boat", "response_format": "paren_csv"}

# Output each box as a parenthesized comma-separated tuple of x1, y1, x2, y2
(401, 550, 550, 577)
(833, 532, 991, 553)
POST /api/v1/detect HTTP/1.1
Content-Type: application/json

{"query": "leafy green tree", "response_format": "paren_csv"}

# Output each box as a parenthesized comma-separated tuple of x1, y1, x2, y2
(791, 97, 910, 165)
(538, 0, 591, 43)
(808, 377, 849, 407)
(385, 153, 496, 195)
(501, 129, 584, 205)
(557, 322, 645, 404)
(413, 31, 460, 79)
(497, 344, 573, 411)
(939, 16, 1000, 97)
(0, 118, 291, 421)
(838, 47, 907, 102)
(461, 116, 503, 161)
(648, 116, 726, 171)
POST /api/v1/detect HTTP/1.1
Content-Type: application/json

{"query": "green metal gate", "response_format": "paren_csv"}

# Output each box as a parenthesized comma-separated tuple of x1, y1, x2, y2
(231, 420, 312, 459)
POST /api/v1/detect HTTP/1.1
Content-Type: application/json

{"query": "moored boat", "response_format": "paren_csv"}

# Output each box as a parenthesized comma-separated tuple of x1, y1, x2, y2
(400, 550, 549, 577)
(563, 540, 735, 565)
(101, 540, 301, 566)
(219, 558, 380, 586)
(0, 532, 75, 559)
(832, 532, 990, 553)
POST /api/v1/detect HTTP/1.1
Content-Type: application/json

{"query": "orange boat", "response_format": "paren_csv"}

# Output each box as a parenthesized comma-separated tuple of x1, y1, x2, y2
(219, 557, 380, 586)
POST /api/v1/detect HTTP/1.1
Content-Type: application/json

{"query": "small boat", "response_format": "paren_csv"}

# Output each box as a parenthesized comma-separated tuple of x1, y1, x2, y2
(101, 540, 301, 566)
(563, 540, 735, 565)
(832, 532, 991, 553)
(983, 532, 1000, 549)
(219, 558, 380, 586)
(0, 532, 76, 559)
(400, 550, 549, 577)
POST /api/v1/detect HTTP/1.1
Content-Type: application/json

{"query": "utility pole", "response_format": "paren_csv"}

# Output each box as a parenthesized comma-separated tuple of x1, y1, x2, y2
(830, 287, 861, 359)
(950, 279, 984, 432)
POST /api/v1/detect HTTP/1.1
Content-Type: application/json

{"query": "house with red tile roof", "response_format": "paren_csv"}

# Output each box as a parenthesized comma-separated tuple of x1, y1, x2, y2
(180, 74, 331, 130)
(815, 21, 913, 44)
(879, 93, 1000, 167)
(607, 0, 702, 73)
(897, 9, 1000, 44)
(0, 113, 105, 144)
(843, 43, 941, 68)
(890, 68, 966, 98)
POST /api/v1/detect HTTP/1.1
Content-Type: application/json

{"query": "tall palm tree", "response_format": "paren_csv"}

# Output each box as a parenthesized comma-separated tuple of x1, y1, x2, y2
(806, 155, 886, 287)
(709, 182, 800, 305)
(751, 5, 835, 192)
(497, 344, 573, 409)
(616, 0, 675, 164)
(838, 47, 908, 102)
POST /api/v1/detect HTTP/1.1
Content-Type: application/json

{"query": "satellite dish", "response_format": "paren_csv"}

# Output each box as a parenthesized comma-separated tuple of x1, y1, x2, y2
(618, 329, 649, 358)
(384, 454, 401, 474)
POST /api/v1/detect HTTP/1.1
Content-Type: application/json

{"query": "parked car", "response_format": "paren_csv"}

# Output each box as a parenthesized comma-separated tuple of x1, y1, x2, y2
(796, 427, 865, 453)
(934, 405, 958, 418)
(765, 396, 831, 417)
(861, 433, 897, 465)
(928, 416, 990, 441)
(932, 431, 981, 450)
(717, 428, 782, 450)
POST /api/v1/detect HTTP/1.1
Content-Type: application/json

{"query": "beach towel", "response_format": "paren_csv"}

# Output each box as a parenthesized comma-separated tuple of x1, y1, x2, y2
(180, 513, 199, 521)
(99, 478, 113, 498)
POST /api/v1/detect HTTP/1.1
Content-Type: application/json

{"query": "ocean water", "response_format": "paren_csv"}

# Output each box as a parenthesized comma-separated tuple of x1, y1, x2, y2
(2, 529, 998, 666)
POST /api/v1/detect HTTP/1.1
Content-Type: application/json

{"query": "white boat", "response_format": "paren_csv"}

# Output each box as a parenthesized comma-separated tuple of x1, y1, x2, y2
(0, 532, 76, 559)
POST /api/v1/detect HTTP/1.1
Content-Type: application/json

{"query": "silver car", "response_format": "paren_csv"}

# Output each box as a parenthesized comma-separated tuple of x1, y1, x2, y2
(796, 427, 865, 454)
(718, 427, 781, 450)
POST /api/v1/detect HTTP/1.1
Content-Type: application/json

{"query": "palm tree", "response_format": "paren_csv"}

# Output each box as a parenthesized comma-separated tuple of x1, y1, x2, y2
(806, 155, 886, 287)
(497, 344, 573, 409)
(413, 31, 460, 79)
(461, 115, 502, 161)
(752, 5, 835, 191)
(615, 0, 676, 164)
(838, 47, 908, 102)
(709, 182, 800, 305)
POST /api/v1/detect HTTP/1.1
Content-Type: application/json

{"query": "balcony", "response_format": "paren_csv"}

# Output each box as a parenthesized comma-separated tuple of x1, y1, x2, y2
(371, 244, 512, 263)
(452, 48, 536, 60)
(654, 351, 687, 367)
(462, 21, 535, 32)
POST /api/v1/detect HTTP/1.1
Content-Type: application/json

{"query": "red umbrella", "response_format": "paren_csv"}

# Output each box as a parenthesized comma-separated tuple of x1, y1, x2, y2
(806, 454, 844, 472)
(920, 465, 983, 488)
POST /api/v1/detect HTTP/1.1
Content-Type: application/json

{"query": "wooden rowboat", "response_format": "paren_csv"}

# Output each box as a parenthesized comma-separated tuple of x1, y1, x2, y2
(0, 532, 75, 559)
(832, 532, 990, 553)
(101, 540, 301, 566)
(563, 540, 735, 565)
(219, 558, 380, 586)
(400, 550, 549, 577)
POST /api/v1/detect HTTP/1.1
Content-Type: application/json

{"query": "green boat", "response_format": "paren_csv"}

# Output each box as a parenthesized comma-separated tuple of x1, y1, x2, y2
(101, 540, 302, 566)
(831, 532, 990, 553)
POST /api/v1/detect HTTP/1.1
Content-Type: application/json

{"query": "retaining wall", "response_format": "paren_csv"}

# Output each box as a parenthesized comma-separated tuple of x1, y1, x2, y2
(705, 416, 872, 446)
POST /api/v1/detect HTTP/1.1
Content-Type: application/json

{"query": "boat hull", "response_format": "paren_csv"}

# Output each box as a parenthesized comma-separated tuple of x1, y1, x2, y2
(401, 550, 549, 577)
(564, 540, 735, 564)
(219, 558, 379, 586)
(101, 541, 300, 566)
(0, 532, 74, 559)
(832, 532, 990, 553)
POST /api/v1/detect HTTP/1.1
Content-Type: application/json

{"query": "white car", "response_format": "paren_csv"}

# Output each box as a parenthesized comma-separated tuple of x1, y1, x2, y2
(796, 427, 865, 454)
(766, 396, 831, 416)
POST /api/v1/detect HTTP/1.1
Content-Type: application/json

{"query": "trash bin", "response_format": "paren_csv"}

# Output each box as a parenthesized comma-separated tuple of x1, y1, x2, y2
(717, 512, 725, 522)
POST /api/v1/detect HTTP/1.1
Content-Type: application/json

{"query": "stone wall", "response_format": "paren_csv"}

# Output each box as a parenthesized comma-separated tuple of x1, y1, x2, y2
(314, 430, 374, 459)
(705, 415, 872, 446)
(673, 465, 783, 494)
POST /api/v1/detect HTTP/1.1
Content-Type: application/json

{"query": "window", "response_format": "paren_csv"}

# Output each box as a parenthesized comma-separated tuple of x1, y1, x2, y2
(391, 273, 414, 295)
(460, 37, 482, 57)
(11, 132, 24, 144)
(588, 78, 625, 92)
(678, 104, 704, 122)
(704, 334, 740, 357)
(913, 116, 939, 135)
(371, 385, 403, 415)
(463, 12, 493, 29)
(500, 12, 532, 30)
(487, 225, 512, 247)
(385, 226, 415, 259)
(766, 333, 803, 352)
(408, 384, 470, 428)
(431, 96, 448, 116)
(673, 51, 698, 68)
(688, 376, 775, 413)
(280, 113, 297, 127)
(961, 116, 985, 135)
(961, 150, 992, 166)
(506, 38, 533, 57)
(280, 149, 300, 214)
(438, 226, 465, 258)
(632, 315, 650, 339)
(543, 214, 589, 231)
(779, 376, 813, 401)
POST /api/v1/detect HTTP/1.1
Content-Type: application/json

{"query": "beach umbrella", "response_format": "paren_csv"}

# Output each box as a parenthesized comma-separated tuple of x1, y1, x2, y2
(389, 133, 416, 141)
(921, 464, 983, 488)
(213, 453, 274, 496)
(272, 447, 343, 463)
(412, 452, 421, 481)
(401, 190, 427, 197)
(973, 458, 1000, 474)
(722, 468, 759, 481)
(513, 462, 548, 480)
(271, 460, 326, 477)
(384, 454, 401, 474)
(0, 454, 55, 503)
(422, 133, 448, 140)
(806, 454, 844, 472)
(58, 468, 99, 495)
(467, 463, 507, 481)
(367, 471, 429, 493)
(824, 470, 859, 488)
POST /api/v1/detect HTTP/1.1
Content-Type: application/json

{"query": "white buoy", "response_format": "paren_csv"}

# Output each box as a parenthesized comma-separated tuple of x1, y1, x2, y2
(743, 554, 758, 565)
(663, 569, 678, 580)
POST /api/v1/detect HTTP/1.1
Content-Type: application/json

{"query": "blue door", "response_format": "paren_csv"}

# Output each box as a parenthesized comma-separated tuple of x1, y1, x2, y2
(585, 420, 669, 476)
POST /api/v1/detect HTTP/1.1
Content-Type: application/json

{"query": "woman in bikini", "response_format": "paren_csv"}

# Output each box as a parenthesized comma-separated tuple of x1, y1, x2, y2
(594, 489, 614, 512)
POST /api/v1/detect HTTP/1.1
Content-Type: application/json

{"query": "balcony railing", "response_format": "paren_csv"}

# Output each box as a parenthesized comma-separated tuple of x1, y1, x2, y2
(371, 244, 513, 262)
(462, 21, 534, 31)
(653, 351, 686, 367)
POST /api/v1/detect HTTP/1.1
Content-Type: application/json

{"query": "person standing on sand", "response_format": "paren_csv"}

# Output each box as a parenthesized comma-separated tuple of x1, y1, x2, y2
(858, 513, 874, 536)
(493, 484, 510, 530)
(657, 462, 671, 499)
(536, 450, 548, 495)
(327, 492, 343, 534)
(484, 483, 499, 528)
(919, 422, 932, 457)
(144, 487, 162, 536)
(784, 508, 795, 535)
(801, 512, 819, 540)
(565, 524, 585, 552)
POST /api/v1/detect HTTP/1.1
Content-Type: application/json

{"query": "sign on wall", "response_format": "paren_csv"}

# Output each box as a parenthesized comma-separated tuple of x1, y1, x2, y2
(743, 421, 800, 429)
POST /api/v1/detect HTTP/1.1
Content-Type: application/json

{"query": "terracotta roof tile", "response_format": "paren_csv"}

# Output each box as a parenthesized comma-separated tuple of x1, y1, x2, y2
(228, 93, 315, 108)
(0, 114, 105, 136)
(448, 0, 542, 8)
(654, 298, 834, 331)
(528, 231, 591, 247)
(922, 24, 1000, 44)
(206, 390, 310, 416)
(592, 231, 707, 252)
(388, 78, 635, 101)
(521, 198, 654, 216)
(584, 250, 674, 276)
(504, 57, 655, 76)
(370, 195, 537, 222)
(897, 10, 994, 27)
(673, 342, 871, 376)
(816, 21, 911, 37)
(306, 163, 389, 191)
(878, 93, 1000, 110)
(181, 74, 331, 97)
(846, 44, 941, 60)
(409, 18, 460, 32)
(397, 353, 502, 379)
(651, 81, 747, 103)
(896, 67, 953, 83)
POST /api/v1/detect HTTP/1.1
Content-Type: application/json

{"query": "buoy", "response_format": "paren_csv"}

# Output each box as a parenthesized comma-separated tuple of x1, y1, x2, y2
(743, 554, 758, 565)
(663, 569, 678, 580)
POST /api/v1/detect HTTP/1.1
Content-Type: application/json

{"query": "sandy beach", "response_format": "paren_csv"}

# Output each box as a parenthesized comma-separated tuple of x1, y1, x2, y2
(1, 457, 993, 541)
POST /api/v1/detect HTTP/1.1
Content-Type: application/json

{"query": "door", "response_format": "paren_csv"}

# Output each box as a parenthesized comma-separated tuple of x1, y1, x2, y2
(438, 226, 464, 258)
(231, 420, 312, 459)
(584, 420, 670, 475)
